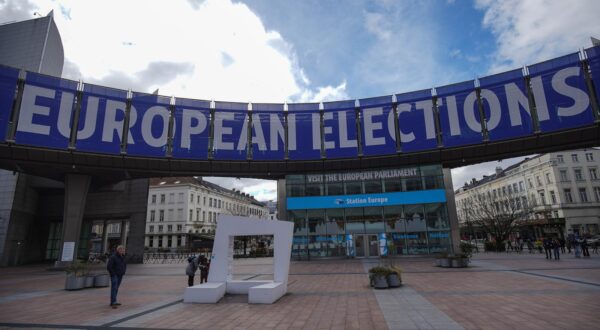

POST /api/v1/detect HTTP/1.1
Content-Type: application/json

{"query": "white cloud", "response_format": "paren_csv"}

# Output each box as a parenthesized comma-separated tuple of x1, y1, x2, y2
(476, 0, 600, 73)
(450, 156, 530, 191)
(203, 177, 276, 202)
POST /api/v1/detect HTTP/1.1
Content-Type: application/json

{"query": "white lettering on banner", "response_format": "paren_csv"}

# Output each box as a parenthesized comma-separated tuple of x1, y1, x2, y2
(180, 110, 207, 149)
(322, 112, 334, 149)
(77, 96, 98, 140)
(345, 196, 388, 205)
(530, 76, 550, 121)
(270, 114, 285, 150)
(57, 92, 75, 138)
(312, 113, 321, 151)
(236, 114, 248, 151)
(101, 100, 129, 144)
(463, 91, 482, 133)
(338, 111, 357, 148)
(140, 105, 170, 147)
(504, 83, 530, 127)
(396, 103, 415, 142)
(18, 85, 53, 135)
(552, 66, 589, 117)
(306, 168, 418, 183)
(445, 95, 461, 136)
(363, 108, 385, 146)
(480, 89, 501, 131)
(251, 113, 266, 151)
(287, 114, 296, 151)
(417, 99, 436, 139)
(214, 112, 234, 150)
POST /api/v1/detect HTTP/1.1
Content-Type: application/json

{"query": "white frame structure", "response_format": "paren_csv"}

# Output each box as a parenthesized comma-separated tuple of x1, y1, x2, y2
(184, 215, 293, 304)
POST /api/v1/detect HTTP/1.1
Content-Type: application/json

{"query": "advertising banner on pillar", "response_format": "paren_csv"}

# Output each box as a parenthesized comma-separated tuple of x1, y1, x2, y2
(323, 100, 358, 159)
(251, 103, 285, 160)
(395, 89, 438, 152)
(585, 46, 600, 114)
(212, 101, 248, 160)
(287, 103, 321, 160)
(0, 66, 18, 142)
(359, 95, 397, 156)
(527, 52, 594, 132)
(126, 92, 171, 157)
(436, 80, 484, 148)
(75, 84, 128, 155)
(478, 68, 534, 141)
(14, 72, 78, 149)
(171, 97, 211, 160)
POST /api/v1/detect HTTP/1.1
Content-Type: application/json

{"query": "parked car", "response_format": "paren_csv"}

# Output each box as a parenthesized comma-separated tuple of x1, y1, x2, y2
(586, 235, 600, 247)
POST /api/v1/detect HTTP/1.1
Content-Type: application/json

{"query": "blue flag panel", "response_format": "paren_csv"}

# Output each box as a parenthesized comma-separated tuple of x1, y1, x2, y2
(15, 72, 77, 149)
(585, 46, 600, 114)
(360, 100, 396, 157)
(212, 101, 248, 160)
(395, 89, 438, 152)
(479, 68, 534, 141)
(323, 100, 358, 159)
(126, 92, 171, 157)
(0, 66, 18, 142)
(75, 84, 128, 155)
(172, 97, 211, 160)
(436, 80, 483, 147)
(251, 103, 285, 160)
(287, 103, 321, 160)
(527, 52, 594, 132)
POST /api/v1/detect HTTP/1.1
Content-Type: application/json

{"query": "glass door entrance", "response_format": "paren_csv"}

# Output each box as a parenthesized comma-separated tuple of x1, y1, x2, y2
(355, 234, 379, 257)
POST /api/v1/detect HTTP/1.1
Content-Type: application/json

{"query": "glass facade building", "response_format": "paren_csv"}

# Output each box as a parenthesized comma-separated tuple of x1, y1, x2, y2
(285, 165, 453, 258)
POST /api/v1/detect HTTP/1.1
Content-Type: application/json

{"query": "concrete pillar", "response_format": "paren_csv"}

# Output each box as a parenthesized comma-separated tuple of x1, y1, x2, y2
(443, 168, 460, 254)
(120, 220, 128, 247)
(277, 179, 287, 220)
(126, 212, 146, 261)
(56, 174, 90, 266)
(102, 219, 108, 254)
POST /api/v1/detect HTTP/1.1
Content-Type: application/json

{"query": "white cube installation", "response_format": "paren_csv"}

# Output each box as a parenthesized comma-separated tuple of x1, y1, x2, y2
(183, 215, 293, 304)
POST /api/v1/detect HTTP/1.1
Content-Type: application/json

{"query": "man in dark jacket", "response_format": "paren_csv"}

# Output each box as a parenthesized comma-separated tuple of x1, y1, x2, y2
(107, 245, 127, 308)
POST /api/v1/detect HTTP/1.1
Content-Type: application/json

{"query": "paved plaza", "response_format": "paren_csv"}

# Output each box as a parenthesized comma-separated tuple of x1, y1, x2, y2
(0, 252, 599, 330)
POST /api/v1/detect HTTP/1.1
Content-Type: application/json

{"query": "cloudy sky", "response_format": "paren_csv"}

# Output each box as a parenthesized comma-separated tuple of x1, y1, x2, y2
(2, 0, 599, 200)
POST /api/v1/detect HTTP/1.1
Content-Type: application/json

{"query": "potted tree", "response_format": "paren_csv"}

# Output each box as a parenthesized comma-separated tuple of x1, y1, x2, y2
(64, 260, 86, 290)
(387, 266, 402, 288)
(369, 266, 390, 289)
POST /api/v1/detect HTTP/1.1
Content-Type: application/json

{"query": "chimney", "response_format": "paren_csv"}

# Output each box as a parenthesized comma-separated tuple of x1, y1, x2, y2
(495, 166, 503, 176)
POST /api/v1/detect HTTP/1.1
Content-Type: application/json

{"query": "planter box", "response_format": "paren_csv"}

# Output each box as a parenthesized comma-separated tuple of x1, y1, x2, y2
(440, 258, 451, 268)
(373, 275, 389, 289)
(451, 258, 469, 268)
(84, 276, 95, 288)
(94, 274, 110, 287)
(387, 273, 402, 288)
(65, 275, 85, 291)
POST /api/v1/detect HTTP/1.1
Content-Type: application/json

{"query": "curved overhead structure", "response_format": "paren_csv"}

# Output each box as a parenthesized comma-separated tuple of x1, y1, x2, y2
(1, 47, 599, 182)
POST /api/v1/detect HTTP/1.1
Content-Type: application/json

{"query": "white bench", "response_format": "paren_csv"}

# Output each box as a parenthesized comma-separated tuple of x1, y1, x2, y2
(183, 282, 226, 303)
(226, 280, 272, 294)
(248, 282, 286, 304)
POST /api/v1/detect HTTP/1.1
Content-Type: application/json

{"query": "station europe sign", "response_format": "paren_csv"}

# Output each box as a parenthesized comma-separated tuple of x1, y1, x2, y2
(1, 47, 599, 161)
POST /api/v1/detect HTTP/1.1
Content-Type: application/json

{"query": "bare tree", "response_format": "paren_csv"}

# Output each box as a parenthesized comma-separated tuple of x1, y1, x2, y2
(458, 191, 534, 251)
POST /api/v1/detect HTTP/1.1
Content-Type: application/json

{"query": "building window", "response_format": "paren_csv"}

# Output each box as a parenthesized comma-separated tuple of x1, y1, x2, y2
(572, 154, 578, 162)
(178, 193, 184, 203)
(203, 211, 206, 221)
(527, 178, 533, 188)
(557, 155, 564, 163)
(196, 209, 200, 221)
(545, 173, 552, 184)
(550, 190, 556, 204)
(149, 236, 154, 247)
(589, 168, 598, 180)
(564, 189, 573, 203)
(150, 210, 155, 222)
(586, 153, 594, 161)
(177, 235, 182, 247)
(189, 209, 193, 220)
(168, 236, 173, 247)
(538, 190, 546, 205)
(209, 198, 213, 207)
(512, 183, 518, 194)
(508, 185, 513, 194)
(177, 225, 182, 231)
(177, 209, 183, 220)
(190, 193, 194, 203)
(519, 181, 524, 192)
(169, 193, 174, 203)
(204, 196, 206, 205)
(574, 169, 583, 181)
(536, 176, 542, 186)
(160, 194, 165, 204)
(158, 236, 163, 248)
(159, 210, 164, 221)
(158, 225, 163, 232)
(151, 194, 156, 203)
(149, 225, 154, 233)
(559, 170, 569, 182)
(167, 225, 173, 232)
(594, 187, 600, 202)
(579, 188, 589, 202)
(168, 209, 174, 220)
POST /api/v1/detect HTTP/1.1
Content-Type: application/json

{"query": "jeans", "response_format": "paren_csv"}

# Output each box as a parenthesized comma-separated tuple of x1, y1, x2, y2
(110, 274, 123, 305)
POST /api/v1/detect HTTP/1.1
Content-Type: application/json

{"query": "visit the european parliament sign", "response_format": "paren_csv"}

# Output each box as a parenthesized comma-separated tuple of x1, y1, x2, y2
(1, 47, 599, 161)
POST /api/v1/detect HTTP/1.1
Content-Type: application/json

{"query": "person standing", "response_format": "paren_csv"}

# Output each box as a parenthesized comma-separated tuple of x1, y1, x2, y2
(199, 256, 210, 284)
(581, 238, 590, 257)
(186, 255, 200, 286)
(552, 238, 560, 260)
(543, 237, 553, 260)
(107, 245, 127, 308)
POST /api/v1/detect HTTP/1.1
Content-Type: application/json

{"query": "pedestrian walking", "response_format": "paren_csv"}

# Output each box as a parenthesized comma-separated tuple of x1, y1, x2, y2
(559, 238, 566, 254)
(552, 238, 560, 260)
(566, 238, 572, 254)
(186, 255, 200, 286)
(535, 239, 543, 254)
(107, 245, 127, 309)
(574, 237, 582, 258)
(543, 237, 553, 259)
(581, 238, 590, 257)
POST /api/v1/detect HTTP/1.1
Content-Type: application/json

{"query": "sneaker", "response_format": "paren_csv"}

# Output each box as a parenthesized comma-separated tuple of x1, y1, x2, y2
(114, 303, 122, 306)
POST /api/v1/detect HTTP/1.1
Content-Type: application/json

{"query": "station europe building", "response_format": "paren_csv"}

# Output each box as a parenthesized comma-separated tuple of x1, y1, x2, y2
(280, 165, 459, 258)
